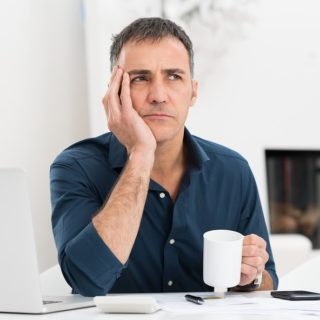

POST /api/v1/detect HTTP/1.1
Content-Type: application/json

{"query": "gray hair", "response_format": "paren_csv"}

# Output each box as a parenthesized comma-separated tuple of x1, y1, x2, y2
(110, 17, 194, 77)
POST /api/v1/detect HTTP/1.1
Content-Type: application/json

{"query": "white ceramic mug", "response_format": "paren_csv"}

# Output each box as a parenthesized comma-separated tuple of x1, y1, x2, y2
(203, 229, 243, 290)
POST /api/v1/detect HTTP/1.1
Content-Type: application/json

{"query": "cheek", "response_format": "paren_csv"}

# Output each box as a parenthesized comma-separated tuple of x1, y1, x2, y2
(129, 86, 146, 110)
(169, 86, 194, 106)
(170, 81, 193, 96)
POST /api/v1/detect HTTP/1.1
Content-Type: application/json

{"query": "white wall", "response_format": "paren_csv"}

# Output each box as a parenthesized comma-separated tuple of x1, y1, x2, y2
(83, 0, 320, 228)
(0, 0, 89, 271)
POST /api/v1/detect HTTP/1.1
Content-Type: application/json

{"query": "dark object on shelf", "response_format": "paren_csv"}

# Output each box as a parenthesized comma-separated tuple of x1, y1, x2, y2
(266, 150, 320, 248)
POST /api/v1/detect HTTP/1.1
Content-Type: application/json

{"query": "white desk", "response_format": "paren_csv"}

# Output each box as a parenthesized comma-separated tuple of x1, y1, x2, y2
(0, 291, 317, 320)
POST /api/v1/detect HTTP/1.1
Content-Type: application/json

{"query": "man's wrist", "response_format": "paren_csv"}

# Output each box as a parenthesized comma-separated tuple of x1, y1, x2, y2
(241, 272, 262, 289)
(128, 149, 155, 172)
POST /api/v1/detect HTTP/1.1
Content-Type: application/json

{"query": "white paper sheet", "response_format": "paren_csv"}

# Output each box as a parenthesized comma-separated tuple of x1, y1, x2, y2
(148, 292, 320, 317)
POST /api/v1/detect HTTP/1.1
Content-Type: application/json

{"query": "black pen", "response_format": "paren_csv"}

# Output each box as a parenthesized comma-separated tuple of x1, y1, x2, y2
(184, 294, 205, 305)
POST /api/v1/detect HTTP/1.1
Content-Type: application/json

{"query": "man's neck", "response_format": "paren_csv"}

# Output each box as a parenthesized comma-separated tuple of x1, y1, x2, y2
(152, 132, 186, 176)
(150, 130, 188, 201)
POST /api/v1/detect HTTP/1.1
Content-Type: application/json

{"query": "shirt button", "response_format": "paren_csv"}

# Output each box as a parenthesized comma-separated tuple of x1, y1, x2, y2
(168, 280, 173, 286)
(169, 239, 175, 245)
(159, 192, 166, 199)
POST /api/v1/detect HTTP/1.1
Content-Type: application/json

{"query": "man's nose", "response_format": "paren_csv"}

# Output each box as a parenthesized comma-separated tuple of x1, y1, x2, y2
(147, 78, 167, 104)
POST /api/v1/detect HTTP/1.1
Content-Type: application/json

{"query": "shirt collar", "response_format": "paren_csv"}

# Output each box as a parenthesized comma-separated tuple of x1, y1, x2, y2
(108, 134, 128, 169)
(183, 128, 210, 171)
(108, 127, 210, 171)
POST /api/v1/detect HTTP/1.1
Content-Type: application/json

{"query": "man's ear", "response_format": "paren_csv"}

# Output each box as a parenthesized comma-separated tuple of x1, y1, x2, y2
(190, 79, 198, 107)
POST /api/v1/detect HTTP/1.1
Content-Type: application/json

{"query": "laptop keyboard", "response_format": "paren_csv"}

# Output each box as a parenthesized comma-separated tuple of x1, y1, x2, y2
(43, 300, 62, 305)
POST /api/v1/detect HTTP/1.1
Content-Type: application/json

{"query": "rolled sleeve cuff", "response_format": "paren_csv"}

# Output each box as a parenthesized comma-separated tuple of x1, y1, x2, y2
(65, 222, 126, 293)
(266, 268, 279, 290)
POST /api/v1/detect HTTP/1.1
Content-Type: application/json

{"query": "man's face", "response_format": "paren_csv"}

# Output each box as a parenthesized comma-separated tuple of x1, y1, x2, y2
(117, 37, 198, 144)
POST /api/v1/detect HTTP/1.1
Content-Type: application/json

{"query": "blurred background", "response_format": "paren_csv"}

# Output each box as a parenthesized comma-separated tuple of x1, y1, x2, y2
(0, 0, 319, 273)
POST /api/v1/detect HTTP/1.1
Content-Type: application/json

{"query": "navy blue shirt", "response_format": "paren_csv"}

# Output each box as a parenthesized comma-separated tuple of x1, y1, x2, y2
(50, 128, 278, 297)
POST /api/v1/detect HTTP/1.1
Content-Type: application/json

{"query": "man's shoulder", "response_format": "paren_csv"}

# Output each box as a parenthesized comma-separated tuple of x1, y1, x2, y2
(192, 135, 248, 166)
(52, 132, 113, 166)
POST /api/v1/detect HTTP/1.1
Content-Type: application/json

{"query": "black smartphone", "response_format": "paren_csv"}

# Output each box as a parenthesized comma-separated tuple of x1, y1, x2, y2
(271, 290, 320, 301)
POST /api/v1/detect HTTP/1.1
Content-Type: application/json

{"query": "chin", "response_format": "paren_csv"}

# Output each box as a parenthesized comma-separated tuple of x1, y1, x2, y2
(149, 125, 181, 145)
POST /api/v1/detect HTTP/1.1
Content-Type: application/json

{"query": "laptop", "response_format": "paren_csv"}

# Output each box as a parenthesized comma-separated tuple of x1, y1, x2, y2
(0, 168, 95, 314)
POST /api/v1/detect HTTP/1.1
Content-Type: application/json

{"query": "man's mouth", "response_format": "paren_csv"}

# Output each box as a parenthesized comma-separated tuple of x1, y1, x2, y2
(143, 113, 173, 120)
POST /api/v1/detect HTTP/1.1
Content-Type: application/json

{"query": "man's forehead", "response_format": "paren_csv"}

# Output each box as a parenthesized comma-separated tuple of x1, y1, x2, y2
(127, 68, 186, 75)
(118, 37, 190, 71)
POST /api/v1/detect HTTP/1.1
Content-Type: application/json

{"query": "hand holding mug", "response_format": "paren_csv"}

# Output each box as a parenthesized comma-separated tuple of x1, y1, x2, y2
(239, 234, 269, 286)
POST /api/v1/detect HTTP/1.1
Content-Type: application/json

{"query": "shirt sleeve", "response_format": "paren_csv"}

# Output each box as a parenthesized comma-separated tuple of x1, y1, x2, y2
(238, 163, 279, 289)
(50, 158, 125, 297)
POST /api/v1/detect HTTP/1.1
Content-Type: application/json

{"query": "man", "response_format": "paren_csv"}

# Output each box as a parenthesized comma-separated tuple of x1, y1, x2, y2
(50, 17, 278, 297)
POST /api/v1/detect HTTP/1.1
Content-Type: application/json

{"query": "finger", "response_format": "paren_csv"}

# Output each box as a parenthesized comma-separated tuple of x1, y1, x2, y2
(242, 256, 265, 273)
(103, 66, 119, 106)
(243, 234, 266, 249)
(241, 263, 260, 281)
(102, 68, 123, 120)
(103, 66, 122, 103)
(120, 72, 133, 110)
(242, 244, 269, 262)
(108, 65, 118, 88)
(259, 247, 269, 264)
(109, 68, 123, 106)
(242, 244, 259, 257)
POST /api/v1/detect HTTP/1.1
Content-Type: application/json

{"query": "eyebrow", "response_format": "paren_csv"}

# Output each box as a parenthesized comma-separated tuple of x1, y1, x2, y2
(127, 68, 186, 75)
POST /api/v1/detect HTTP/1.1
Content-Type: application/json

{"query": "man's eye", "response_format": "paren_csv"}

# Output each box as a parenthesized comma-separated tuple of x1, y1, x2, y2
(131, 76, 147, 82)
(168, 74, 182, 80)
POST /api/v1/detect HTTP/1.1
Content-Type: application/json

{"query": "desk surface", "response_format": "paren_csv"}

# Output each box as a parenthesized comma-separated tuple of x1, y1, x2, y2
(0, 291, 317, 320)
